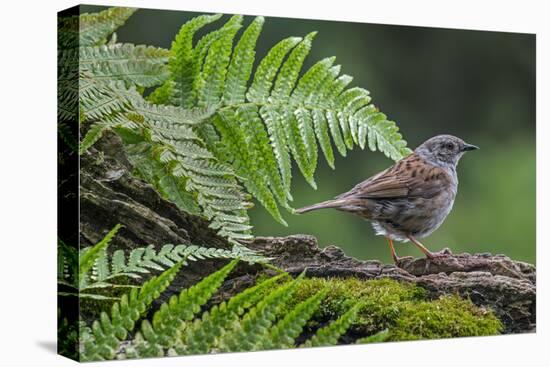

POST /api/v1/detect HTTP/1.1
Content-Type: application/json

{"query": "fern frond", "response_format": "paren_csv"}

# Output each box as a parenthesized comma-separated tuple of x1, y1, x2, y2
(147, 80, 175, 104)
(59, 43, 171, 88)
(79, 76, 253, 243)
(223, 16, 264, 105)
(80, 260, 184, 361)
(79, 43, 170, 65)
(356, 329, 390, 344)
(79, 78, 138, 121)
(58, 121, 79, 152)
(161, 15, 411, 222)
(197, 15, 243, 108)
(213, 110, 285, 225)
(79, 122, 110, 154)
(82, 243, 268, 297)
(168, 14, 222, 108)
(180, 273, 289, 355)
(79, 224, 121, 287)
(262, 288, 328, 349)
(302, 301, 363, 347)
(57, 239, 78, 287)
(216, 272, 305, 352)
(73, 9, 412, 243)
(79, 7, 137, 46)
(128, 146, 202, 215)
(85, 59, 168, 88)
(247, 36, 303, 103)
(59, 7, 137, 49)
(130, 260, 238, 356)
(57, 69, 79, 123)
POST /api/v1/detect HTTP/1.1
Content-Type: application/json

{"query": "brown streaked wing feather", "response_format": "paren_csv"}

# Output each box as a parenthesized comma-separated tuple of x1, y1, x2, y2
(336, 154, 449, 200)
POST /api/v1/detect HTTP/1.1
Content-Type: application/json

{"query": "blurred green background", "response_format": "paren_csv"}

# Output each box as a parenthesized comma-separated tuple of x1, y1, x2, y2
(82, 6, 536, 263)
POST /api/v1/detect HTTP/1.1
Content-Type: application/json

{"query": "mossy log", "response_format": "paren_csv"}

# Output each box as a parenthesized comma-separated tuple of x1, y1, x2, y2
(79, 133, 536, 335)
(243, 236, 535, 334)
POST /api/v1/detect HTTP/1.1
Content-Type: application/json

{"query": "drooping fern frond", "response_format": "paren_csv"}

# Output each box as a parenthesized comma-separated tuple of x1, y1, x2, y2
(77, 74, 253, 243)
(150, 14, 412, 224)
(66, 7, 411, 243)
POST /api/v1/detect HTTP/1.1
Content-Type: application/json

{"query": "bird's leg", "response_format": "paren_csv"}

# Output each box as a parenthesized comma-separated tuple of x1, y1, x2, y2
(407, 235, 435, 259)
(386, 237, 400, 263)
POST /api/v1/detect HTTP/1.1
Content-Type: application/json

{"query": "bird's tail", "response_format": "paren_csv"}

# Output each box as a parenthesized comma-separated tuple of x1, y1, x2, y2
(295, 199, 347, 214)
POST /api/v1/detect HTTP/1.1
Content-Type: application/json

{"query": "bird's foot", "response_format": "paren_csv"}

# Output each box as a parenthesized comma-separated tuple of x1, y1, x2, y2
(425, 248, 454, 260)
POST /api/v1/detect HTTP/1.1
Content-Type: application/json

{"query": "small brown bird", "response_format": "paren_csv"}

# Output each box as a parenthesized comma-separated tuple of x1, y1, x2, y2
(296, 135, 478, 262)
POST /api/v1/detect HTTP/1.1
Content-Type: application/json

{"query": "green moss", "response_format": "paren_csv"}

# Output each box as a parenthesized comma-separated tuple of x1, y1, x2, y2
(287, 277, 502, 342)
(389, 295, 503, 340)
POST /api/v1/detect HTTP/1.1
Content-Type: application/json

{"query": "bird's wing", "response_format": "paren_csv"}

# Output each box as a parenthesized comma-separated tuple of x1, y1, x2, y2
(336, 154, 450, 200)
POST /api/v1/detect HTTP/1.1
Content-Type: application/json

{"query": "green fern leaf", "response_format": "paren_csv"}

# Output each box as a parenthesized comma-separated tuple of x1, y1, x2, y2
(259, 106, 293, 197)
(247, 36, 302, 102)
(270, 32, 316, 102)
(80, 259, 184, 361)
(58, 7, 137, 48)
(312, 108, 335, 168)
(213, 111, 285, 224)
(196, 15, 243, 107)
(291, 57, 335, 104)
(79, 43, 170, 66)
(237, 105, 288, 207)
(169, 14, 223, 108)
(302, 301, 363, 347)
(263, 288, 328, 349)
(217, 272, 304, 352)
(86, 59, 168, 88)
(79, 7, 137, 46)
(286, 110, 317, 189)
(72, 9, 412, 242)
(180, 273, 289, 355)
(79, 122, 109, 155)
(326, 109, 347, 157)
(223, 16, 264, 105)
(141, 259, 238, 349)
(58, 239, 78, 287)
(294, 107, 318, 186)
(79, 224, 121, 287)
(147, 80, 175, 104)
(356, 329, 390, 344)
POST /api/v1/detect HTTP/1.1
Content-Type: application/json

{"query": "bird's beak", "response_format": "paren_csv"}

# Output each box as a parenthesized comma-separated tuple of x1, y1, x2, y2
(462, 143, 479, 152)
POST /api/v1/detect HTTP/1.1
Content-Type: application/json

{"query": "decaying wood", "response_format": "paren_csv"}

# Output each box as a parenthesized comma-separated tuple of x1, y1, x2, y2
(79, 133, 536, 333)
(245, 236, 536, 333)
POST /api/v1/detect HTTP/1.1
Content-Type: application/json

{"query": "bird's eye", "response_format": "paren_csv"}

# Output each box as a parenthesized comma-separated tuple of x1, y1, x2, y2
(445, 143, 454, 150)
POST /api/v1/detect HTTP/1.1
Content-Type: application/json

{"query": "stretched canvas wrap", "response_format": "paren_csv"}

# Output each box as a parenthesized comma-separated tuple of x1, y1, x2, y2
(57, 4, 536, 362)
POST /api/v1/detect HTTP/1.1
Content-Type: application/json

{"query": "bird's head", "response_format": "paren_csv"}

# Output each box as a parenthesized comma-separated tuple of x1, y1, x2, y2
(415, 134, 478, 168)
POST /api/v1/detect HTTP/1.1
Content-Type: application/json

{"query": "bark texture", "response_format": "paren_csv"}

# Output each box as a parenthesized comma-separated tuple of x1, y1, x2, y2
(79, 133, 536, 334)
(245, 236, 536, 333)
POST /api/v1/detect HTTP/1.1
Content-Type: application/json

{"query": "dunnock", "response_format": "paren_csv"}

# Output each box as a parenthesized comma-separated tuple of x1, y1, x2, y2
(296, 135, 478, 262)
